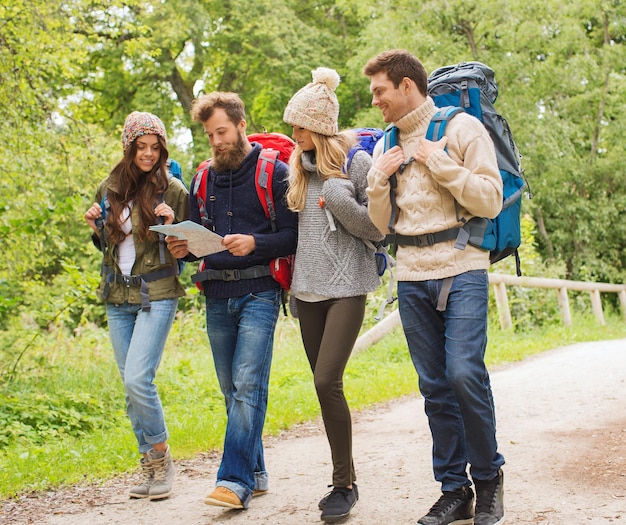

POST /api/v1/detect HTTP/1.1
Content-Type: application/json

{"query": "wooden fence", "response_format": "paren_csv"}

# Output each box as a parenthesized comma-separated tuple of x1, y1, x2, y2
(353, 274, 626, 353)
(489, 273, 626, 330)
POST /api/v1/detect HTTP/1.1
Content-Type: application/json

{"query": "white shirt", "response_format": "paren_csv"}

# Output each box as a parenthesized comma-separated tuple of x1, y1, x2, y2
(117, 204, 136, 275)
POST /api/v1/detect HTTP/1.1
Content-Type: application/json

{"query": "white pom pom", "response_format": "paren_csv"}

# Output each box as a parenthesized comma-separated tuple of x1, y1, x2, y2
(311, 67, 340, 91)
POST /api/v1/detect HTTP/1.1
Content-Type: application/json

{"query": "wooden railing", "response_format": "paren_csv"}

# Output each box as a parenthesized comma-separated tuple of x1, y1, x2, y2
(353, 274, 626, 352)
(489, 273, 626, 330)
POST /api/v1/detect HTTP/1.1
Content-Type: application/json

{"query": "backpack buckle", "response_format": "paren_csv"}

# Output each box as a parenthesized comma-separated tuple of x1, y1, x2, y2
(221, 269, 240, 281)
(398, 157, 415, 174)
(417, 233, 435, 247)
(120, 275, 141, 286)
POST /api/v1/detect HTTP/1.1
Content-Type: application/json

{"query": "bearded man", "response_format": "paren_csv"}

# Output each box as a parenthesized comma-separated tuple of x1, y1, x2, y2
(165, 92, 297, 510)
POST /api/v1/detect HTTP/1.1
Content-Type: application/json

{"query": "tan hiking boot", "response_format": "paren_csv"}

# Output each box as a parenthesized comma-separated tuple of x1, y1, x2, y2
(129, 456, 154, 499)
(204, 486, 244, 509)
(147, 446, 176, 500)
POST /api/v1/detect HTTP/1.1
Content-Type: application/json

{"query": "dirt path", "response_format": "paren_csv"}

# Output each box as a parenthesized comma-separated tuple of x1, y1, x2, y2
(3, 339, 625, 525)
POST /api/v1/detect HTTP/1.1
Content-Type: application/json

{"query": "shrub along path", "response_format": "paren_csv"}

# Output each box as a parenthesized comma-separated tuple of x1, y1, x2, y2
(3, 338, 625, 524)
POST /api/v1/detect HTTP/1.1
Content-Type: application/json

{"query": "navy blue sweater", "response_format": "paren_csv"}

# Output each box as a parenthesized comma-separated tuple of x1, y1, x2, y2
(189, 143, 298, 298)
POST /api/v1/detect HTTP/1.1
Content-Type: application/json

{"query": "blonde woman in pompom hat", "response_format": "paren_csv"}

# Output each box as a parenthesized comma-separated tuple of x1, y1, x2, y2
(284, 68, 384, 523)
(84, 111, 189, 501)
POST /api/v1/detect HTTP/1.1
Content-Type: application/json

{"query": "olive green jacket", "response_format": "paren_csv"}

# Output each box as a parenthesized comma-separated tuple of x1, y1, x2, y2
(92, 177, 189, 305)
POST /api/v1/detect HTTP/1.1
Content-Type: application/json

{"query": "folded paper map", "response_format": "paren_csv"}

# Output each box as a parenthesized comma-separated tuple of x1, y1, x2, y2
(149, 221, 225, 257)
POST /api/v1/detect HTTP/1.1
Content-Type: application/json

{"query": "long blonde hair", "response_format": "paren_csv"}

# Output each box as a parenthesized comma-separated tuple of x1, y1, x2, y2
(287, 131, 357, 212)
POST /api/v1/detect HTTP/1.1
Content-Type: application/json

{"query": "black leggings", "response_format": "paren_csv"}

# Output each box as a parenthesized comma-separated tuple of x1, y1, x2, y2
(296, 295, 366, 487)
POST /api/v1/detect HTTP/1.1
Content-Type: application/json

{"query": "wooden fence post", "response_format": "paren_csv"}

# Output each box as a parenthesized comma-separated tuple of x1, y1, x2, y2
(493, 281, 513, 330)
(590, 289, 605, 325)
(619, 291, 626, 321)
(557, 287, 572, 326)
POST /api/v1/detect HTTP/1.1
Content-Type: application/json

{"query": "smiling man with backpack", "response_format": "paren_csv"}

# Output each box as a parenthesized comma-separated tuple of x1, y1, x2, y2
(165, 92, 297, 511)
(363, 49, 506, 525)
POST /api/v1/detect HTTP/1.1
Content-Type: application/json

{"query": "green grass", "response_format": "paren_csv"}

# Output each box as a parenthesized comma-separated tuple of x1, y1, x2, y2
(1, 307, 625, 499)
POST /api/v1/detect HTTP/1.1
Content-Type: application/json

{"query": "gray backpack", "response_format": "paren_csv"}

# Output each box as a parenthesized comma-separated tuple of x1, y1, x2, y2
(427, 61, 529, 275)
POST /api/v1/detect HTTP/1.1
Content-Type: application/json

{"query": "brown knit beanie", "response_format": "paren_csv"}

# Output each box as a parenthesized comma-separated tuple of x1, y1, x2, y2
(121, 111, 167, 151)
(283, 67, 340, 136)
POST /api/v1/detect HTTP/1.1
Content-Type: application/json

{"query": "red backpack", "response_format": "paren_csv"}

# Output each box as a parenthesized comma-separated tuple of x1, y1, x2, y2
(191, 132, 295, 292)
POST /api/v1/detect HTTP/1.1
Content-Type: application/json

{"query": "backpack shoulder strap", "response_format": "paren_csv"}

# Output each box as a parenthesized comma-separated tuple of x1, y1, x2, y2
(383, 124, 398, 152)
(383, 124, 400, 236)
(255, 149, 280, 232)
(192, 160, 212, 229)
(425, 106, 465, 142)
(425, 106, 468, 230)
(344, 145, 362, 174)
(96, 191, 110, 255)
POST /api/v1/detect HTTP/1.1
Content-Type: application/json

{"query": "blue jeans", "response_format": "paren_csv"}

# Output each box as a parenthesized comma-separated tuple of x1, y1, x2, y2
(398, 270, 504, 492)
(205, 289, 280, 508)
(106, 299, 178, 454)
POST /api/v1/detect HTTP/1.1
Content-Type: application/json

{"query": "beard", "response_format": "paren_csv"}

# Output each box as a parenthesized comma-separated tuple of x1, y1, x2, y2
(212, 133, 248, 172)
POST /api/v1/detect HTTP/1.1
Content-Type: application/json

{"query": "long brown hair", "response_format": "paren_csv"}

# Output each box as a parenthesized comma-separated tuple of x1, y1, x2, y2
(287, 131, 356, 212)
(105, 135, 169, 244)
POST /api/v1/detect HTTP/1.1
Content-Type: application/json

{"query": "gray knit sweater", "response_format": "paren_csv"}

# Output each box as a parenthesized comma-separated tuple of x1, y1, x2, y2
(291, 149, 384, 300)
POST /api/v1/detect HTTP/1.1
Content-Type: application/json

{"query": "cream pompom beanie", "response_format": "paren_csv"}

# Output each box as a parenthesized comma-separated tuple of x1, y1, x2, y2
(283, 67, 340, 136)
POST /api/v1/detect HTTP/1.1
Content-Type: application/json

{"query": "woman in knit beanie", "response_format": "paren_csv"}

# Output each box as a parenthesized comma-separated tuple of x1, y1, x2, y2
(283, 68, 384, 523)
(84, 111, 189, 501)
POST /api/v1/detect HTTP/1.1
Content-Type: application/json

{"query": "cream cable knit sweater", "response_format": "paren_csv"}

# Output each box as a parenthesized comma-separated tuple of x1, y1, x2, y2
(367, 97, 503, 281)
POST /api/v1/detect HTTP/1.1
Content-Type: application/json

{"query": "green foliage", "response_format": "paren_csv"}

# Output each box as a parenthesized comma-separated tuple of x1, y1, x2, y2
(0, 323, 124, 455)
(0, 390, 120, 448)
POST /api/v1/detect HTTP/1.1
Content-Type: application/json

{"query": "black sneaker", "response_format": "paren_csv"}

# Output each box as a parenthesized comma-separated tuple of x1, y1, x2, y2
(320, 484, 358, 522)
(474, 469, 504, 525)
(318, 486, 333, 510)
(318, 483, 359, 510)
(417, 486, 474, 525)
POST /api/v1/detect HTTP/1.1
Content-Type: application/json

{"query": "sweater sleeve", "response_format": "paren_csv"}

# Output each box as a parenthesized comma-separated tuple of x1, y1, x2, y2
(321, 151, 384, 242)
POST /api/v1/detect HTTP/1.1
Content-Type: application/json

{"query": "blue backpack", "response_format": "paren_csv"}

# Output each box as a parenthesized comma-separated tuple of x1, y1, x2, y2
(353, 127, 385, 155)
(345, 127, 386, 168)
(167, 158, 184, 186)
(426, 62, 527, 275)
